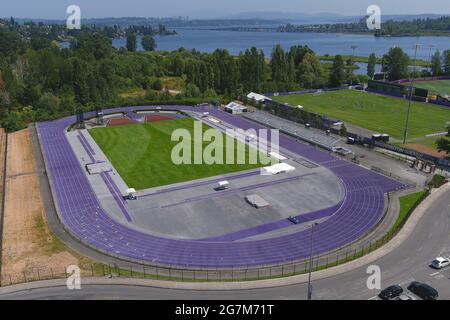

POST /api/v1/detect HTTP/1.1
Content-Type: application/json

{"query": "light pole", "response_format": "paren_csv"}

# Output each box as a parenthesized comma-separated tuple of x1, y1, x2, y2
(350, 46, 358, 85)
(426, 45, 434, 73)
(307, 222, 319, 300)
(403, 44, 422, 145)
(351, 45, 358, 61)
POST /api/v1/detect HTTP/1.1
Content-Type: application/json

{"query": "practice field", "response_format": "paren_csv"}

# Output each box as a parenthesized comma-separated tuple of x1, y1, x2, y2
(273, 90, 450, 141)
(89, 118, 270, 190)
(412, 80, 450, 96)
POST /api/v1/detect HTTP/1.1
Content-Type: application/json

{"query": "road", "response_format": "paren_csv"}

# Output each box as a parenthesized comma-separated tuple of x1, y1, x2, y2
(1, 187, 449, 300)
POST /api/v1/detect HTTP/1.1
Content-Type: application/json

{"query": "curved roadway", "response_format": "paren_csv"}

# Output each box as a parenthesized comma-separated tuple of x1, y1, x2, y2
(1, 185, 449, 300)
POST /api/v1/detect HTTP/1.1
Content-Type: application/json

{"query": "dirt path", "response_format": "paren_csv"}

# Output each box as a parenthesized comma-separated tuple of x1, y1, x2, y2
(0, 129, 6, 274)
(0, 129, 100, 285)
(405, 143, 447, 158)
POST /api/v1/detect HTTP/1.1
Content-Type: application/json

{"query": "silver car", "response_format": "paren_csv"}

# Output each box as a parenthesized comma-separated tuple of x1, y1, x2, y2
(431, 257, 450, 269)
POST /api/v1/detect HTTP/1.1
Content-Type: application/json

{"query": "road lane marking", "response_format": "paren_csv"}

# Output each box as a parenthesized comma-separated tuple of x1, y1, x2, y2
(430, 271, 440, 276)
(368, 296, 378, 300)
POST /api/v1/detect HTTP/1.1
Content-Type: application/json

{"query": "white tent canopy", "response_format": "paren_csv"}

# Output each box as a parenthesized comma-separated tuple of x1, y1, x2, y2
(261, 163, 295, 175)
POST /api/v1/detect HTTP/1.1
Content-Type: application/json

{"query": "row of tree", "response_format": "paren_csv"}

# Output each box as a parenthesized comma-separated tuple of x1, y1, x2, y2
(2, 17, 176, 42)
(125, 33, 157, 52)
(278, 16, 450, 37)
(431, 50, 450, 76)
(364, 47, 450, 81)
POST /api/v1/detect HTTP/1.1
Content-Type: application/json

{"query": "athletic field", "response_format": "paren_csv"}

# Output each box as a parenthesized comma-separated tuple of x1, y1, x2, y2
(273, 90, 450, 141)
(413, 80, 450, 96)
(89, 118, 269, 190)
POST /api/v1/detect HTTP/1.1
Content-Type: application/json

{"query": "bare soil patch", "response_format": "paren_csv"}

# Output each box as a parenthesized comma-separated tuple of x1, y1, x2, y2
(405, 143, 447, 159)
(107, 118, 136, 127)
(1, 129, 102, 284)
(145, 114, 175, 122)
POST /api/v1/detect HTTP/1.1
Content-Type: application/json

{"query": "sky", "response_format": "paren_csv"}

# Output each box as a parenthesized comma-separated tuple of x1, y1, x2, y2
(1, 0, 450, 19)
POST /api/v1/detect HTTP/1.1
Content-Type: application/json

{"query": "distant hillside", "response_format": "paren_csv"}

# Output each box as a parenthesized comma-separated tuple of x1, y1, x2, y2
(5, 13, 450, 28)
(7, 16, 284, 28)
(222, 11, 359, 24)
(222, 12, 450, 24)
(277, 15, 450, 36)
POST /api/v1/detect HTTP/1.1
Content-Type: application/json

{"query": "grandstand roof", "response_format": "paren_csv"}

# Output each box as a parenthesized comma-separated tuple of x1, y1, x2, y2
(247, 92, 271, 102)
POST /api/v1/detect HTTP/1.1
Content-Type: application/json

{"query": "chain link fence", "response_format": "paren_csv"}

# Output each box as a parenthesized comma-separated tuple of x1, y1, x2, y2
(0, 216, 418, 287)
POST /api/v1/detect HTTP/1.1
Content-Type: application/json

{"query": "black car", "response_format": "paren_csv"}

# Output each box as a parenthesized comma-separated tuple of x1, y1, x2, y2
(407, 282, 439, 300)
(378, 285, 404, 300)
(288, 216, 300, 224)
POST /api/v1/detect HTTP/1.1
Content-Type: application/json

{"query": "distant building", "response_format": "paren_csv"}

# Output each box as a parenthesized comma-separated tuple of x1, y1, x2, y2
(224, 102, 248, 114)
(247, 92, 271, 103)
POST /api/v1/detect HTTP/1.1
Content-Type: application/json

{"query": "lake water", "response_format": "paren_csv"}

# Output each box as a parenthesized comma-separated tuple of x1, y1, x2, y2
(149, 29, 446, 60)
(64, 28, 446, 74)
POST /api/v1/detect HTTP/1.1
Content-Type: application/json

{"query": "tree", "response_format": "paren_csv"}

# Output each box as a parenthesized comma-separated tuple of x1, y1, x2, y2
(141, 35, 156, 51)
(184, 83, 201, 98)
(345, 58, 355, 84)
(270, 45, 287, 83)
(0, 29, 24, 56)
(30, 36, 52, 50)
(436, 138, 450, 155)
(126, 32, 137, 52)
(298, 52, 324, 89)
(289, 45, 313, 71)
(431, 50, 442, 76)
(367, 53, 377, 79)
(36, 92, 59, 112)
(436, 125, 450, 155)
(151, 78, 163, 91)
(340, 124, 347, 137)
(382, 47, 410, 81)
(330, 55, 346, 87)
(73, 32, 113, 60)
(211, 49, 239, 95)
(239, 47, 266, 92)
(443, 50, 450, 76)
(71, 58, 90, 105)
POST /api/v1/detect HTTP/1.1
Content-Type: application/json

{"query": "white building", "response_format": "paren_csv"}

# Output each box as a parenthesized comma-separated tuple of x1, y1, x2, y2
(224, 102, 248, 114)
(247, 92, 271, 103)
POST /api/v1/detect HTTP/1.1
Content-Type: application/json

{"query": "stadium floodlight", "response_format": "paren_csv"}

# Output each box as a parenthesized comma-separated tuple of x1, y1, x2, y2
(307, 222, 319, 300)
(349, 46, 358, 85)
(403, 44, 423, 145)
(351, 45, 358, 60)
(425, 45, 434, 72)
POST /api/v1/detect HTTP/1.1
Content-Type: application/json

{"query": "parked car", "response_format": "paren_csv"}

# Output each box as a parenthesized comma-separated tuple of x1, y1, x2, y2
(407, 282, 439, 300)
(288, 216, 300, 224)
(378, 285, 403, 300)
(431, 257, 450, 269)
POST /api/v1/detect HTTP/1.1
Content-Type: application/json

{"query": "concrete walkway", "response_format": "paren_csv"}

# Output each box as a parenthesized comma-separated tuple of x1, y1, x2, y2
(1, 183, 448, 294)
